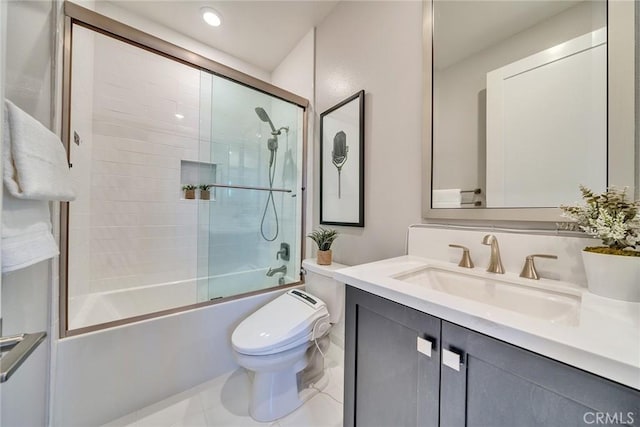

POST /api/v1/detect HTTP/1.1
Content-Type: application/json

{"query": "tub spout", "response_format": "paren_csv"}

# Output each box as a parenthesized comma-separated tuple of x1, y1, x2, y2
(266, 265, 287, 277)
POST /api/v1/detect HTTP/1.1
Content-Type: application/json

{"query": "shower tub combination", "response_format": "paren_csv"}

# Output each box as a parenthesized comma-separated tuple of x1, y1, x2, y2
(62, 11, 307, 335)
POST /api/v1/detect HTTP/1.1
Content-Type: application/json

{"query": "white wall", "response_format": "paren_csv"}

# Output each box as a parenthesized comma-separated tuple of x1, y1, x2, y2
(2, 1, 55, 425)
(314, 1, 423, 265)
(272, 29, 315, 100)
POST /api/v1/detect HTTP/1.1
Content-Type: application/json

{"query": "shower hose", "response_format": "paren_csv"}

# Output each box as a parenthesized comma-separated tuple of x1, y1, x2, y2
(260, 131, 288, 241)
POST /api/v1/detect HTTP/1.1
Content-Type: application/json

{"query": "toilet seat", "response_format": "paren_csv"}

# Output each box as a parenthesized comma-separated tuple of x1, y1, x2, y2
(232, 289, 330, 356)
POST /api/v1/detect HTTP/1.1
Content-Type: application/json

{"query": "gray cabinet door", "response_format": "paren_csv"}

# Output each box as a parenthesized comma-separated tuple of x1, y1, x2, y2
(344, 286, 441, 427)
(440, 321, 640, 427)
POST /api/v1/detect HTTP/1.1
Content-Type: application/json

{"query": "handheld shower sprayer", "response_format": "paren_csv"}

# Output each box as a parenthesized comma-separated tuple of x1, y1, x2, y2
(255, 106, 290, 242)
(255, 107, 277, 134)
(267, 137, 278, 167)
(255, 107, 289, 136)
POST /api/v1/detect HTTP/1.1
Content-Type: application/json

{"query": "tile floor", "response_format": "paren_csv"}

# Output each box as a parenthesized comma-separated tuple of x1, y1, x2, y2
(103, 345, 344, 427)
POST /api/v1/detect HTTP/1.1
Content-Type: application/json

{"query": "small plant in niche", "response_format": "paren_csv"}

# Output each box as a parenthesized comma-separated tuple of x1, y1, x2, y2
(182, 185, 197, 200)
(560, 185, 640, 256)
(199, 184, 213, 200)
(307, 227, 338, 265)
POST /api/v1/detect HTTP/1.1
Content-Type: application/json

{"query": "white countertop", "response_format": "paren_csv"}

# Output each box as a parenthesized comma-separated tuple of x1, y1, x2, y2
(334, 255, 640, 390)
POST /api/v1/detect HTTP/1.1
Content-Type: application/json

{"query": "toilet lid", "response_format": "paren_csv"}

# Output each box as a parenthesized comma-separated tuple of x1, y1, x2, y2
(232, 290, 329, 356)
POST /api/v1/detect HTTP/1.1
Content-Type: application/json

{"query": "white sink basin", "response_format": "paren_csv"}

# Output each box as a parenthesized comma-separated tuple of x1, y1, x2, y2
(394, 266, 581, 325)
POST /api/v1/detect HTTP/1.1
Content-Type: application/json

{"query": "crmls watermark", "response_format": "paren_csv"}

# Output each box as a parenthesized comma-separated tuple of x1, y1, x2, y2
(583, 412, 635, 425)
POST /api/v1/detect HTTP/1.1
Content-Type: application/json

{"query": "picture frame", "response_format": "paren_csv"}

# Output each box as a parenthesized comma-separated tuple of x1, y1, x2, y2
(319, 90, 365, 227)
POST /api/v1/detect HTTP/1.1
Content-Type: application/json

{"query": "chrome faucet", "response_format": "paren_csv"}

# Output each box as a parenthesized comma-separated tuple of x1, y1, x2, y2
(266, 265, 287, 277)
(481, 234, 504, 274)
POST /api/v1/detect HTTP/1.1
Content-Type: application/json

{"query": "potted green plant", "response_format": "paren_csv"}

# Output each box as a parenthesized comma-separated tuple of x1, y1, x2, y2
(199, 184, 213, 200)
(307, 227, 338, 265)
(182, 185, 197, 200)
(561, 185, 640, 302)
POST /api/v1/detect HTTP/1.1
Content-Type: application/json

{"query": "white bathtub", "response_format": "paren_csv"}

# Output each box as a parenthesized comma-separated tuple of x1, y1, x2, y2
(68, 269, 293, 330)
(68, 279, 197, 329)
(55, 286, 299, 427)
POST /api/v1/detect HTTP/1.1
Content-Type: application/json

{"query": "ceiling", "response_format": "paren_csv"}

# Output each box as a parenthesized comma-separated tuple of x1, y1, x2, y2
(106, 0, 339, 72)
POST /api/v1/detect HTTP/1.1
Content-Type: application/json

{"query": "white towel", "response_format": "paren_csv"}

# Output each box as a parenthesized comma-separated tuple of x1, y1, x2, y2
(433, 189, 461, 208)
(1, 192, 58, 273)
(2, 100, 71, 272)
(3, 99, 75, 201)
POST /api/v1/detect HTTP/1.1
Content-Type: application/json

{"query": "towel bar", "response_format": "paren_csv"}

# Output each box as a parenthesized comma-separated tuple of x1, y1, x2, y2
(0, 332, 46, 383)
(461, 188, 482, 194)
(207, 183, 292, 193)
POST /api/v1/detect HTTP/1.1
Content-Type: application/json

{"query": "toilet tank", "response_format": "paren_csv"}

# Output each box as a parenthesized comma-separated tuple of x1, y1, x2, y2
(302, 258, 347, 324)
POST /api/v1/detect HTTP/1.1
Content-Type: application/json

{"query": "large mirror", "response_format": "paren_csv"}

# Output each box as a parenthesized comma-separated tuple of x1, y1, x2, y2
(425, 0, 638, 221)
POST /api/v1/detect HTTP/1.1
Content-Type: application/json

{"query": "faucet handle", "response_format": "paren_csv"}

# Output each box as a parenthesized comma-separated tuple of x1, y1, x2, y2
(449, 244, 474, 268)
(276, 243, 290, 261)
(519, 254, 558, 280)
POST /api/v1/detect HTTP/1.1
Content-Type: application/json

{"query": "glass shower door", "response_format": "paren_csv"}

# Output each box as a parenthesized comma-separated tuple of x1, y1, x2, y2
(197, 72, 304, 301)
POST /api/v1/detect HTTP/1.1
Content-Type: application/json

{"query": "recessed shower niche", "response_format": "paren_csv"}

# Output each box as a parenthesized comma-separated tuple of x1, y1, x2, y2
(180, 160, 217, 200)
(62, 17, 307, 334)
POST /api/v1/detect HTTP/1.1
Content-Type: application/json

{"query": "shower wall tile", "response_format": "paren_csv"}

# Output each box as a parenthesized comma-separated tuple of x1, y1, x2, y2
(67, 31, 202, 299)
(182, 149, 199, 162)
(198, 141, 212, 163)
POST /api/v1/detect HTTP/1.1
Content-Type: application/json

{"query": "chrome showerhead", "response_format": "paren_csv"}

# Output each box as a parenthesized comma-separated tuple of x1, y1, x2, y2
(255, 107, 277, 134)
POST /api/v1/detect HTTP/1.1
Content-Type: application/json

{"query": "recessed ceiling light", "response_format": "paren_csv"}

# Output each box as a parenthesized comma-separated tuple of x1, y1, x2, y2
(201, 7, 222, 27)
(175, 113, 185, 120)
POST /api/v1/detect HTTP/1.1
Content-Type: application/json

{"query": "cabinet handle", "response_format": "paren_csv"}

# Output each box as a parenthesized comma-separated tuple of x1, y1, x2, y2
(442, 348, 463, 371)
(416, 336, 433, 358)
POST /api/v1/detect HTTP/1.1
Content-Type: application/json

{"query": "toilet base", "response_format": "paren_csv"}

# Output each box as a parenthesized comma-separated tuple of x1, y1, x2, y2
(249, 366, 304, 422)
(242, 336, 331, 422)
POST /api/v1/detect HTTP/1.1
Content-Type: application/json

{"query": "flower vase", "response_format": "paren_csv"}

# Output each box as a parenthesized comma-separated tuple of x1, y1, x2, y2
(581, 250, 640, 302)
(200, 190, 210, 200)
(184, 190, 195, 199)
(317, 250, 332, 266)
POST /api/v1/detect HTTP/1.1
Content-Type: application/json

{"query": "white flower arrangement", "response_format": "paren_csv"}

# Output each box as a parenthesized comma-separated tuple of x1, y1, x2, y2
(560, 186, 640, 255)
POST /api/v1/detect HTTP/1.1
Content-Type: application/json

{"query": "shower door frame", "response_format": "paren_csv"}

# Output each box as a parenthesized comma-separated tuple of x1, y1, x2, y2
(59, 1, 310, 338)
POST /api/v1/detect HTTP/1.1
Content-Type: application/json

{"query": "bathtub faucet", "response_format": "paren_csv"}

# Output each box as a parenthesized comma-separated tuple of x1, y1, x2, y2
(266, 265, 287, 277)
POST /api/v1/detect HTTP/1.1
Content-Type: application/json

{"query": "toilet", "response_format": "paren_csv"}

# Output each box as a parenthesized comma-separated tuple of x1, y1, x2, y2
(231, 259, 346, 422)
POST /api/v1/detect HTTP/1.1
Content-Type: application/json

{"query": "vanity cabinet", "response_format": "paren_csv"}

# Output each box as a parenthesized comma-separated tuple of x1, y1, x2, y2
(344, 286, 640, 427)
(344, 286, 441, 427)
(440, 321, 639, 427)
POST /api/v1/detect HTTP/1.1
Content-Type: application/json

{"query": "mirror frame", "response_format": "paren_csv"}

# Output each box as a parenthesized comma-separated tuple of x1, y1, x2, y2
(423, 0, 638, 222)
